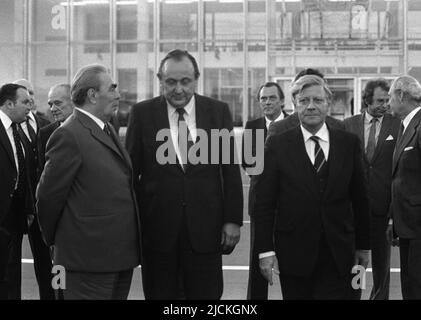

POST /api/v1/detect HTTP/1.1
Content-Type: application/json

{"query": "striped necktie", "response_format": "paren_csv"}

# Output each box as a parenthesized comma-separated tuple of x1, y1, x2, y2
(310, 135, 326, 174)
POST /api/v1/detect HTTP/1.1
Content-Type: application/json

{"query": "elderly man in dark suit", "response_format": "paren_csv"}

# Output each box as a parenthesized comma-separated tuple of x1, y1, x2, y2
(40, 84, 74, 157)
(125, 49, 243, 300)
(0, 84, 34, 299)
(254, 75, 370, 299)
(387, 75, 421, 300)
(344, 79, 400, 300)
(36, 64, 142, 300)
(242, 82, 288, 300)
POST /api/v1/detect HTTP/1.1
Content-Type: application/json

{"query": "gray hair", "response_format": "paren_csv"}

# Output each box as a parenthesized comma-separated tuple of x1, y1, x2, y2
(71, 64, 108, 107)
(390, 75, 421, 102)
(291, 74, 332, 101)
(49, 83, 71, 96)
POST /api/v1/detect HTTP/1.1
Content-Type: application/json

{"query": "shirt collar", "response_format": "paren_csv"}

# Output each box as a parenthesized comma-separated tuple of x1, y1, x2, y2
(364, 111, 383, 125)
(265, 112, 285, 128)
(403, 106, 421, 131)
(300, 122, 329, 143)
(28, 111, 36, 122)
(167, 95, 195, 117)
(0, 109, 13, 130)
(75, 107, 105, 130)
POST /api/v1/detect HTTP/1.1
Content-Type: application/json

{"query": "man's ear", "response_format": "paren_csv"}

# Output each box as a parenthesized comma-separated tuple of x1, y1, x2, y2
(86, 88, 97, 104)
(4, 99, 14, 110)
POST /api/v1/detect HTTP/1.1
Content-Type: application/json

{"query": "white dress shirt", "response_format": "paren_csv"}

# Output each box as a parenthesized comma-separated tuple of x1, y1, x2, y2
(0, 110, 22, 188)
(167, 96, 197, 166)
(301, 123, 330, 164)
(20, 111, 38, 141)
(265, 112, 285, 130)
(75, 107, 106, 130)
(402, 106, 421, 134)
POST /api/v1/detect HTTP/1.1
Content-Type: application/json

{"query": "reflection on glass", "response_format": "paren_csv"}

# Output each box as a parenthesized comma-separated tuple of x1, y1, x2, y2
(30, 45, 68, 115)
(160, 0, 197, 40)
(0, 0, 25, 43)
(326, 78, 354, 120)
(204, 67, 243, 126)
(0, 46, 24, 85)
(73, 0, 110, 53)
(32, 0, 67, 42)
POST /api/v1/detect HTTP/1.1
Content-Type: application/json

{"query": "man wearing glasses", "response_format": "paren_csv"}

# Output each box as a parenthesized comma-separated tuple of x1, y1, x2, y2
(344, 79, 400, 300)
(253, 75, 370, 299)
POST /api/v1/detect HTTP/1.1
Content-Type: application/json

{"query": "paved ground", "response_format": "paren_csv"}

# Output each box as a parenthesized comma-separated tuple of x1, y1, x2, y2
(20, 128, 403, 299)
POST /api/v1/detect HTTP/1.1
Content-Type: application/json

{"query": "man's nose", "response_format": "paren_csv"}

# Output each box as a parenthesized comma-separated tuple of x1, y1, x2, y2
(174, 82, 183, 93)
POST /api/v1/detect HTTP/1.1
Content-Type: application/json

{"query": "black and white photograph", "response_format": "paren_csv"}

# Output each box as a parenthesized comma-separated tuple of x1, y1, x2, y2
(1, 0, 421, 306)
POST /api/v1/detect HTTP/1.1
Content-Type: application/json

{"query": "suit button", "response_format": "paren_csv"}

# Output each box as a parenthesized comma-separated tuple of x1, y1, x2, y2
(10, 193, 13, 198)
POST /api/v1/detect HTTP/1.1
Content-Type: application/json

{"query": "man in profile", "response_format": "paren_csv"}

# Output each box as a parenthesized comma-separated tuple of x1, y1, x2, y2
(387, 75, 421, 299)
(36, 64, 141, 299)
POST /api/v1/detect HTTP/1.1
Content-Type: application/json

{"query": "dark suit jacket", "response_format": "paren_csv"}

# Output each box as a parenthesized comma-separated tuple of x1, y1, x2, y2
(267, 112, 345, 138)
(36, 109, 141, 272)
(344, 113, 400, 216)
(254, 125, 370, 277)
(125, 94, 243, 254)
(391, 109, 421, 239)
(241, 113, 288, 216)
(0, 119, 35, 235)
(39, 121, 60, 164)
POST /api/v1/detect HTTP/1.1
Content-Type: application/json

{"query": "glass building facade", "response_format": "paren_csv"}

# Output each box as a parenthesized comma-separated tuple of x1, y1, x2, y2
(1, 0, 421, 126)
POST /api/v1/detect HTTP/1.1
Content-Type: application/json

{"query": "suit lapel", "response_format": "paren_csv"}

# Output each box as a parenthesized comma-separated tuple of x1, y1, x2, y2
(324, 126, 346, 198)
(354, 114, 367, 163)
(287, 127, 318, 196)
(0, 119, 16, 171)
(75, 109, 126, 163)
(186, 95, 211, 173)
(392, 109, 421, 175)
(371, 114, 391, 163)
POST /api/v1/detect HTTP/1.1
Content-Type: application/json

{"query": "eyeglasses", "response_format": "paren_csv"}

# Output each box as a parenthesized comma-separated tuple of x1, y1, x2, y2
(296, 97, 327, 107)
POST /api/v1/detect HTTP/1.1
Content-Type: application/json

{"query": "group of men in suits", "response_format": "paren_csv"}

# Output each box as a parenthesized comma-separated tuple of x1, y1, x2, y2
(2, 49, 421, 300)
(243, 70, 421, 300)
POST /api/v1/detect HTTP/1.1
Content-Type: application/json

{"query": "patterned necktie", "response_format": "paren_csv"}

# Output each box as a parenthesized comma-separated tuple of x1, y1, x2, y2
(366, 118, 378, 162)
(176, 108, 194, 170)
(11, 122, 26, 197)
(310, 136, 326, 174)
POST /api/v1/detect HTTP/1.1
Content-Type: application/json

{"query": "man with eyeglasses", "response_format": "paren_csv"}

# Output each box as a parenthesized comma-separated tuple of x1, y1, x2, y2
(253, 75, 370, 299)
(241, 82, 289, 300)
(344, 79, 400, 300)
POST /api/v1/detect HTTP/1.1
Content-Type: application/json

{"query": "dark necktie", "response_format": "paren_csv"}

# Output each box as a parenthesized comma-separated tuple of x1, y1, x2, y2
(176, 108, 194, 171)
(103, 122, 112, 137)
(11, 123, 26, 198)
(396, 121, 404, 147)
(26, 117, 37, 144)
(366, 118, 378, 162)
(310, 136, 326, 174)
